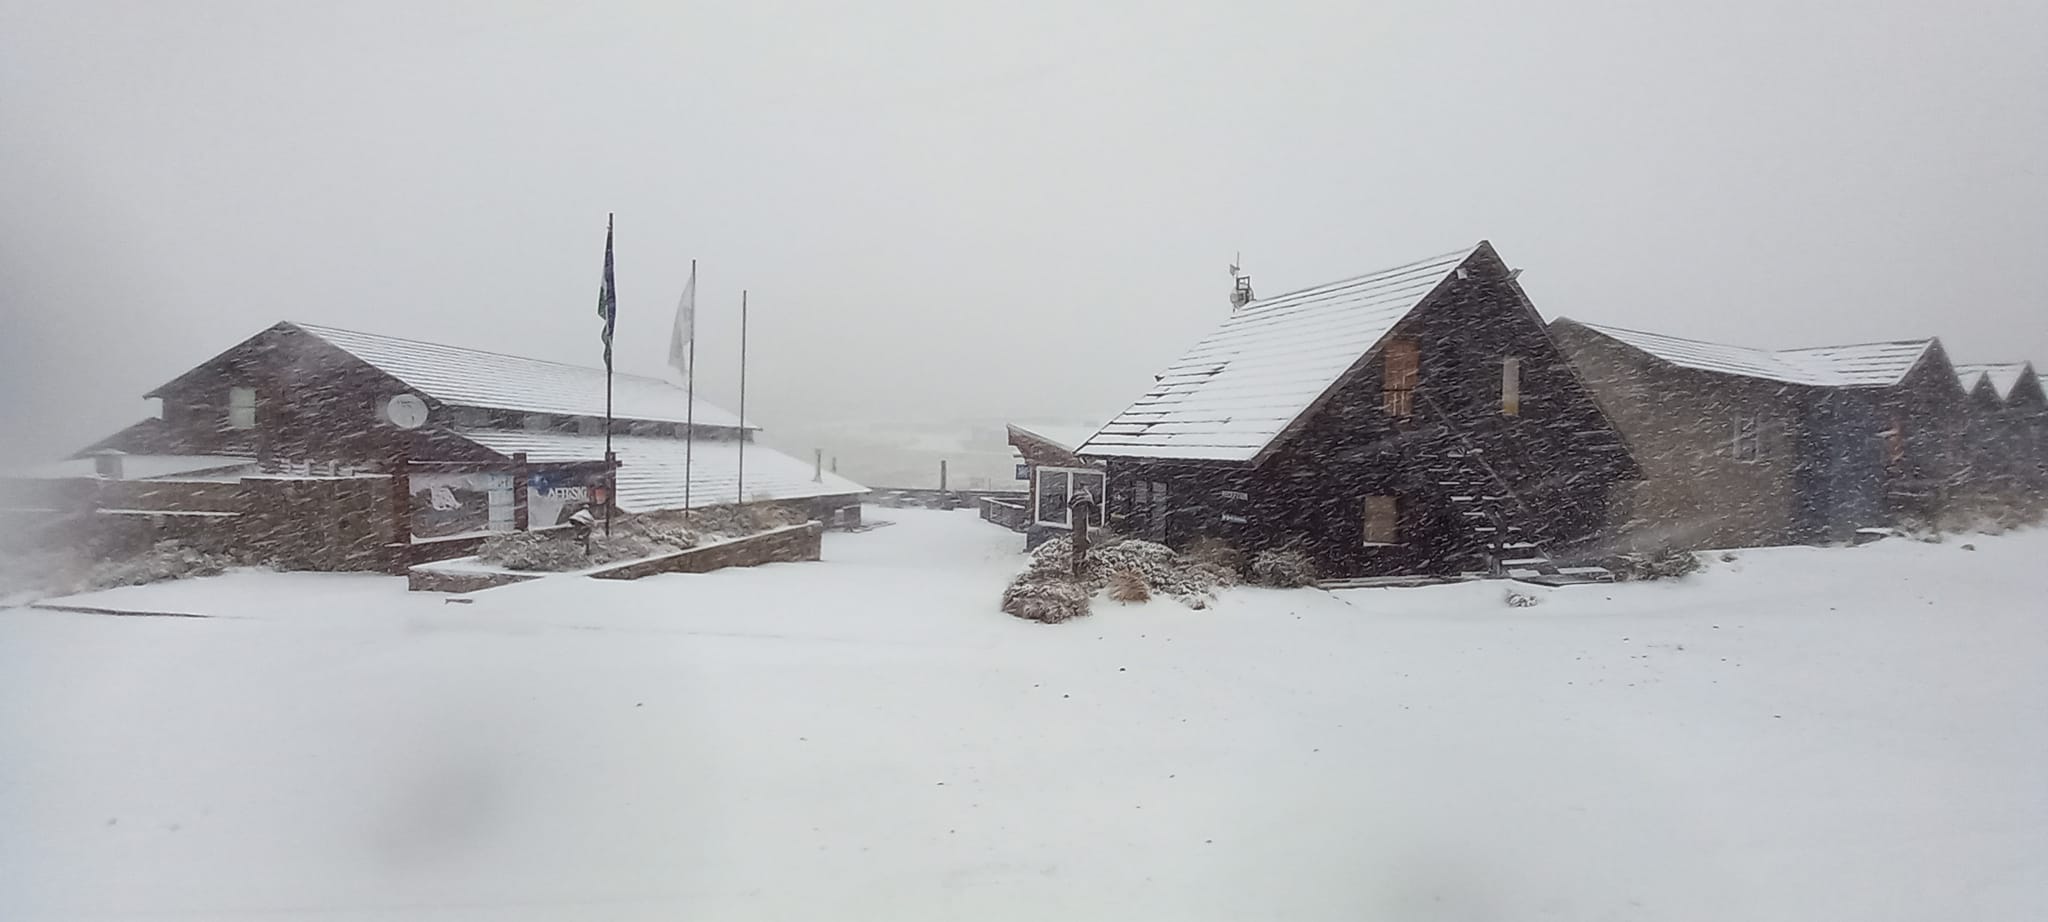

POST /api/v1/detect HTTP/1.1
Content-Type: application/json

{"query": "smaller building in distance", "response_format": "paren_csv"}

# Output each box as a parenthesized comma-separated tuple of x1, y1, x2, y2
(1550, 319, 1994, 548)
(1073, 241, 1641, 581)
(994, 423, 1105, 549)
(1953, 361, 2048, 509)
(8, 321, 866, 570)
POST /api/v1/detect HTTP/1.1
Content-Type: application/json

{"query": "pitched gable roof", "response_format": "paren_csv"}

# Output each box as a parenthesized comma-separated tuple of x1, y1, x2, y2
(1953, 362, 2034, 402)
(1079, 244, 1483, 462)
(1570, 321, 1937, 388)
(291, 322, 752, 430)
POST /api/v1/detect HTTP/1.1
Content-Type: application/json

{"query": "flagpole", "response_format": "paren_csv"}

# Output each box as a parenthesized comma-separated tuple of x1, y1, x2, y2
(602, 213, 616, 538)
(684, 259, 696, 512)
(737, 290, 747, 505)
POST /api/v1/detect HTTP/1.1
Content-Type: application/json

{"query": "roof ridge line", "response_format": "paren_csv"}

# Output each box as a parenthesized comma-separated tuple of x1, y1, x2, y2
(290, 320, 682, 388)
(1236, 243, 1480, 312)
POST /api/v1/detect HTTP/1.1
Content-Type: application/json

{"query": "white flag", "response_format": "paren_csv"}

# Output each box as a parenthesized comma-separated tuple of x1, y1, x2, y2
(668, 262, 696, 378)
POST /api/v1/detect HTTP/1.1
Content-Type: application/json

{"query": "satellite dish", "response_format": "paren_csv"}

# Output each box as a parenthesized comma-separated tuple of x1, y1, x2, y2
(385, 393, 429, 429)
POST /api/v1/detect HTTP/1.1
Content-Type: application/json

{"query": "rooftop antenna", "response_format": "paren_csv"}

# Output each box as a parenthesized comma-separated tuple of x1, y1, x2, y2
(1228, 251, 1253, 311)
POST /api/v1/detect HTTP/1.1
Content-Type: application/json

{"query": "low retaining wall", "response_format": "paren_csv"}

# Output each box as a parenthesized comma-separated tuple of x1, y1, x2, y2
(408, 521, 825, 593)
(407, 567, 540, 594)
(591, 521, 824, 580)
(869, 487, 1026, 510)
(979, 495, 1029, 532)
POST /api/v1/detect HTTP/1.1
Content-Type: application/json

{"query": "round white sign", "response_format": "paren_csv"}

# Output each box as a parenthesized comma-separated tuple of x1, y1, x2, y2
(385, 393, 429, 429)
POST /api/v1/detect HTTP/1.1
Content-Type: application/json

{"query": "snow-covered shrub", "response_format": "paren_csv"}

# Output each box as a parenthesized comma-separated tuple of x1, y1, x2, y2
(1001, 574, 1091, 623)
(1000, 533, 1234, 622)
(1105, 568, 1150, 603)
(1609, 548, 1701, 581)
(1504, 589, 1543, 608)
(1183, 536, 1245, 577)
(1249, 548, 1317, 588)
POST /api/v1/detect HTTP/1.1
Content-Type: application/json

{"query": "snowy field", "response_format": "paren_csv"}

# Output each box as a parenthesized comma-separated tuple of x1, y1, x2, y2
(3, 509, 2044, 921)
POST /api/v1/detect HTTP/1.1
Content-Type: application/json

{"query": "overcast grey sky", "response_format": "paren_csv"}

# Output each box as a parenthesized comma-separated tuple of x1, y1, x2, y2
(3, 0, 2044, 462)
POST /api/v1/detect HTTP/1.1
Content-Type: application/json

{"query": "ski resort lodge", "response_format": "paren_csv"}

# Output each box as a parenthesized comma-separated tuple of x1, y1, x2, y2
(1, 322, 867, 570)
(1072, 242, 1642, 581)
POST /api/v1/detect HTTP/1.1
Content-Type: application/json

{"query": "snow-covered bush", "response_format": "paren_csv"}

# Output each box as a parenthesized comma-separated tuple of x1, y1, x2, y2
(1249, 548, 1317, 588)
(1000, 533, 1235, 622)
(0, 539, 242, 601)
(1001, 574, 1091, 623)
(1183, 536, 1245, 577)
(1504, 589, 1543, 608)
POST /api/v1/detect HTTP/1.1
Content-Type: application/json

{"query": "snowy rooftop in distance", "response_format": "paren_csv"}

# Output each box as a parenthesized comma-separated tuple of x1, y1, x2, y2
(6, 454, 256, 481)
(292, 322, 753, 430)
(1953, 362, 2031, 401)
(459, 429, 866, 513)
(1081, 244, 1481, 462)
(1577, 322, 1936, 388)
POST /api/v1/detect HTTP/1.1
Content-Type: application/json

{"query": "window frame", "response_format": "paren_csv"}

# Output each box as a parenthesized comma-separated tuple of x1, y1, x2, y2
(226, 386, 257, 430)
(1732, 415, 1764, 463)
(1034, 466, 1106, 529)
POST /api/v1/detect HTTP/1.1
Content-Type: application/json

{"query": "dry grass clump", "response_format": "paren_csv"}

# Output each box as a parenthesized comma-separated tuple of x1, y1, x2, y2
(1105, 568, 1150, 603)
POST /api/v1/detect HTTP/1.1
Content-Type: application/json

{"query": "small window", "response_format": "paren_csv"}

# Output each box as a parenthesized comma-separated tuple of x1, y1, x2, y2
(524, 414, 553, 432)
(1382, 338, 1419, 417)
(226, 386, 257, 430)
(453, 407, 491, 429)
(1501, 356, 1521, 416)
(1363, 495, 1399, 545)
(1035, 467, 1105, 529)
(1733, 416, 1763, 463)
(578, 417, 605, 436)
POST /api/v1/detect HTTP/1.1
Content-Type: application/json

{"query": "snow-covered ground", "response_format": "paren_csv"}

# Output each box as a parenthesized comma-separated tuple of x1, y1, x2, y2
(2, 510, 2044, 921)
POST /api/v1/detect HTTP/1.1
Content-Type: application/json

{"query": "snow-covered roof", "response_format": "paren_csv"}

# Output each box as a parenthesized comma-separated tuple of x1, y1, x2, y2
(1952, 363, 2032, 402)
(1573, 322, 1936, 388)
(1007, 423, 1102, 453)
(291, 323, 753, 430)
(1773, 341, 1938, 387)
(456, 430, 866, 514)
(1080, 244, 1483, 462)
(7, 454, 256, 481)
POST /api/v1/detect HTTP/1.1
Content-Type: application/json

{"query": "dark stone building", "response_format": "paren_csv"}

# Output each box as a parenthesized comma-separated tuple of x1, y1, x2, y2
(1075, 242, 1641, 580)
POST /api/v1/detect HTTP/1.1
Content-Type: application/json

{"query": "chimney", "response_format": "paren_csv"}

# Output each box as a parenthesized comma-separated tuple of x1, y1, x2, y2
(90, 449, 126, 480)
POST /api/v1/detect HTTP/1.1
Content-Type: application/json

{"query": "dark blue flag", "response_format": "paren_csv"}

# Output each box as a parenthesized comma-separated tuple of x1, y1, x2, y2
(597, 215, 617, 370)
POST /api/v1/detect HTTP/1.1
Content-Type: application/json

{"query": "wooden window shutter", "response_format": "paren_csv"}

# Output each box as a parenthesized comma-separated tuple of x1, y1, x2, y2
(1363, 495, 1398, 544)
(1501, 356, 1521, 416)
(1382, 338, 1419, 417)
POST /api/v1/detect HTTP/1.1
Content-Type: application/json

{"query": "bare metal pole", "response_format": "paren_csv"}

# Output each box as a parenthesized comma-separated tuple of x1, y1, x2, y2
(737, 289, 747, 504)
(684, 258, 696, 512)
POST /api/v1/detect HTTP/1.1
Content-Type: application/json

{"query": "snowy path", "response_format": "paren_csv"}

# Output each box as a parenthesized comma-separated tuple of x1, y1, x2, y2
(2, 510, 2045, 920)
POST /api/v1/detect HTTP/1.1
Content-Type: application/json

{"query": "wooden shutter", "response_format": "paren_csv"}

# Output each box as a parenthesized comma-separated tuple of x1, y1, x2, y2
(1363, 495, 1399, 545)
(1382, 338, 1419, 417)
(1501, 356, 1521, 416)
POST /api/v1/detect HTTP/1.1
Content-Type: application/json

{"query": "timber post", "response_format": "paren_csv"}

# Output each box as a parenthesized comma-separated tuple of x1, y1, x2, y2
(1069, 491, 1098, 577)
(512, 452, 529, 531)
